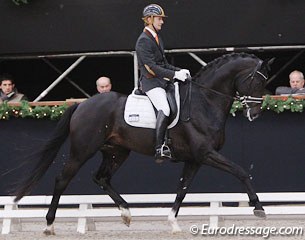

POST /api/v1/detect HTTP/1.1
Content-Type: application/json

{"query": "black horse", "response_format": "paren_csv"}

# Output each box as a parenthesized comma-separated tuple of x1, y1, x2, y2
(14, 53, 273, 234)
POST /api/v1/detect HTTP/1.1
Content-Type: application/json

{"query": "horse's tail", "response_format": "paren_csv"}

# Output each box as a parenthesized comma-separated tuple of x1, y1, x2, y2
(14, 103, 79, 202)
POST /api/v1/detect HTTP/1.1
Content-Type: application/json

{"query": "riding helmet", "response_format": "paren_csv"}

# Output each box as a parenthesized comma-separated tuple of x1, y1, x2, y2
(142, 4, 167, 18)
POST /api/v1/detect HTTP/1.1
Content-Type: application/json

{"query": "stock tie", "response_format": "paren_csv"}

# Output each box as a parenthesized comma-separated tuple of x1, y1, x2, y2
(155, 35, 159, 45)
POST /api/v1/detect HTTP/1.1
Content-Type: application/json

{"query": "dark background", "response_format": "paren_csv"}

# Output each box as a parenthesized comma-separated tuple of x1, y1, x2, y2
(1, 111, 305, 196)
(0, 0, 305, 100)
(1, 0, 305, 54)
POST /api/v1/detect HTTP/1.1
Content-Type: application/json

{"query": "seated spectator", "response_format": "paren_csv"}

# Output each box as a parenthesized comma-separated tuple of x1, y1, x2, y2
(275, 70, 305, 95)
(0, 74, 28, 103)
(96, 76, 112, 93)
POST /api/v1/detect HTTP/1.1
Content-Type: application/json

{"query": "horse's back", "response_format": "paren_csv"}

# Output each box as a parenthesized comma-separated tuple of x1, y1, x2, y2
(70, 92, 127, 135)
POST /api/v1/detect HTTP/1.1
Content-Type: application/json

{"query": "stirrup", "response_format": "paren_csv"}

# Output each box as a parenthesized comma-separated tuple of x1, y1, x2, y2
(155, 143, 172, 163)
(160, 143, 172, 158)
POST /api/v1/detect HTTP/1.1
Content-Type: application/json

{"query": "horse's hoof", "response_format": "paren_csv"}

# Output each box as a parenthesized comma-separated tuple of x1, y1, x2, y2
(43, 224, 55, 235)
(172, 227, 182, 234)
(122, 215, 131, 227)
(254, 209, 266, 218)
(120, 207, 131, 227)
(168, 210, 182, 233)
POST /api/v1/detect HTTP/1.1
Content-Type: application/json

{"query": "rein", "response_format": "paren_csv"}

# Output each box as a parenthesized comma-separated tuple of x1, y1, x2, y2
(187, 61, 267, 101)
(182, 62, 268, 121)
(186, 78, 234, 100)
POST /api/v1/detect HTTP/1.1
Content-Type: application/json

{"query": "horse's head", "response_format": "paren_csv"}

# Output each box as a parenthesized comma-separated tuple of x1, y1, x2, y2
(235, 57, 274, 121)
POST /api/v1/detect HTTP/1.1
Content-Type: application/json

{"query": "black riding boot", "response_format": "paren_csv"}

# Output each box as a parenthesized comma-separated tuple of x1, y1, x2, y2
(155, 110, 172, 163)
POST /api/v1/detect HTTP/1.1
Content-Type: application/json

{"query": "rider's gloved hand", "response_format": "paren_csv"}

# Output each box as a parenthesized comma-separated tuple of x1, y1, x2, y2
(181, 69, 191, 78)
(174, 69, 191, 82)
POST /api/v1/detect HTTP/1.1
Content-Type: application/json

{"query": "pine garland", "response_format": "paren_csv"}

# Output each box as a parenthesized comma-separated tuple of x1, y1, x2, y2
(230, 95, 305, 116)
(0, 96, 305, 120)
(0, 101, 68, 120)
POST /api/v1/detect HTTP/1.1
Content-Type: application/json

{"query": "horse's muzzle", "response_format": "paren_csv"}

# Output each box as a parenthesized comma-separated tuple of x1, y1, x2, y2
(244, 105, 262, 122)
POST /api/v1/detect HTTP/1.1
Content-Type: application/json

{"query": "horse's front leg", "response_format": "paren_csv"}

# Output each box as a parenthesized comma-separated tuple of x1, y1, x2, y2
(169, 162, 200, 233)
(205, 150, 265, 218)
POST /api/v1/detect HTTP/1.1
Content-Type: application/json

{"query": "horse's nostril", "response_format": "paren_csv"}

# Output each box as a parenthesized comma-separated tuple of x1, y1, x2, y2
(252, 114, 259, 120)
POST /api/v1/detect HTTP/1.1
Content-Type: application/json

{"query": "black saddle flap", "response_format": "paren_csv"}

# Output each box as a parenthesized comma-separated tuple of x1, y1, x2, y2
(166, 83, 178, 122)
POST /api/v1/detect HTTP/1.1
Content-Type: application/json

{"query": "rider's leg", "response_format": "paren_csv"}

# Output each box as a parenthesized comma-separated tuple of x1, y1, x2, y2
(146, 87, 171, 162)
(155, 110, 171, 159)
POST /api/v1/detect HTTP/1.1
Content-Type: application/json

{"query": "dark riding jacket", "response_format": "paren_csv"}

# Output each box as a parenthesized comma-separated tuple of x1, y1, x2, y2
(135, 29, 180, 92)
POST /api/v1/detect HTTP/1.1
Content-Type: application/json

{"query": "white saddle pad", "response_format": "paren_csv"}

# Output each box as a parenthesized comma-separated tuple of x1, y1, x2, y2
(124, 82, 180, 129)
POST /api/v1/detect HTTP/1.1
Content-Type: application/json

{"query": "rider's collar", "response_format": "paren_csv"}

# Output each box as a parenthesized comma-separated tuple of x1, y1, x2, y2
(144, 26, 157, 38)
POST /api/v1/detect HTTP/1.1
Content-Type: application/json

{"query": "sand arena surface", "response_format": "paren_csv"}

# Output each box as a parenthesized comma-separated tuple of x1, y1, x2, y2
(1, 217, 305, 240)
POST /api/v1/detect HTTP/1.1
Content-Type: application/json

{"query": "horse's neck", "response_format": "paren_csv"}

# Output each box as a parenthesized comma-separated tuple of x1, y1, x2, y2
(180, 82, 233, 129)
(189, 69, 237, 127)
(194, 86, 233, 122)
(197, 66, 237, 97)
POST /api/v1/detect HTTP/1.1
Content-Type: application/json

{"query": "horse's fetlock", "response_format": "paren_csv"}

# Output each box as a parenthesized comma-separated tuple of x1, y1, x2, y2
(119, 203, 129, 210)
(46, 214, 55, 226)
(249, 196, 259, 206)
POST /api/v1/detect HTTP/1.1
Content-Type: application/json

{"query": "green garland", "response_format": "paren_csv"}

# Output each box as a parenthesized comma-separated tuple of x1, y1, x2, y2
(1, 96, 305, 120)
(230, 95, 305, 115)
(0, 101, 68, 120)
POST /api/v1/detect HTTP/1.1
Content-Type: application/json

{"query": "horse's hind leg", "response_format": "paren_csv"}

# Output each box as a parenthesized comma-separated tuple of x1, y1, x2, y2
(93, 146, 131, 226)
(44, 152, 92, 235)
(169, 162, 200, 233)
(205, 150, 265, 218)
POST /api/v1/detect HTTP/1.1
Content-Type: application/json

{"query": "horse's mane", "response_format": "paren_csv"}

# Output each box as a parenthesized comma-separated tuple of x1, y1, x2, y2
(193, 52, 259, 79)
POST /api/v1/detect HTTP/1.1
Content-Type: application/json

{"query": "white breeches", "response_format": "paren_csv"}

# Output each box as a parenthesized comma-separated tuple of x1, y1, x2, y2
(146, 87, 170, 116)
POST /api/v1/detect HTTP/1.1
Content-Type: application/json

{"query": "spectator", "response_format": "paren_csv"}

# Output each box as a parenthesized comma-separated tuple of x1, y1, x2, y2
(275, 70, 305, 95)
(96, 76, 112, 93)
(0, 74, 28, 103)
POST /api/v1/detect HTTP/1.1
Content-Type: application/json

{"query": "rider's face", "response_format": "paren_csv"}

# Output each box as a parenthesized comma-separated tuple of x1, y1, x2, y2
(151, 16, 164, 31)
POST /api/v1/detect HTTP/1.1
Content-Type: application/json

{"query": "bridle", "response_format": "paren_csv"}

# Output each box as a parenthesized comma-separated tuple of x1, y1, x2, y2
(235, 61, 268, 121)
(183, 61, 268, 121)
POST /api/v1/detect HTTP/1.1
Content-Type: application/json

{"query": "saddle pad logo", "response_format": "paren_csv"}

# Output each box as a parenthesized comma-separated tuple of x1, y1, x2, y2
(128, 114, 140, 122)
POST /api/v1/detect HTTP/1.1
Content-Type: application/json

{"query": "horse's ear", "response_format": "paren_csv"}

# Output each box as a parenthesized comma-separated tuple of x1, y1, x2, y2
(261, 57, 275, 71)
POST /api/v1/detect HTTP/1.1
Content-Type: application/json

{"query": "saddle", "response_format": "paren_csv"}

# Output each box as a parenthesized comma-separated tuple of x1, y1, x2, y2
(124, 82, 180, 129)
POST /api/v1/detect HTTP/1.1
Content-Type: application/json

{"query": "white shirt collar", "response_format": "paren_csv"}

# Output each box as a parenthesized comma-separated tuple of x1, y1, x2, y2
(145, 26, 157, 38)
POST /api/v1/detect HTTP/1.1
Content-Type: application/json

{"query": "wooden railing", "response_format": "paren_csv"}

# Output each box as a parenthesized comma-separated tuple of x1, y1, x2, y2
(6, 98, 87, 107)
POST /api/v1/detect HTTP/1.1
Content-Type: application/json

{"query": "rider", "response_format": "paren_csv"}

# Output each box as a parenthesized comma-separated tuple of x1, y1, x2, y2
(135, 4, 191, 162)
